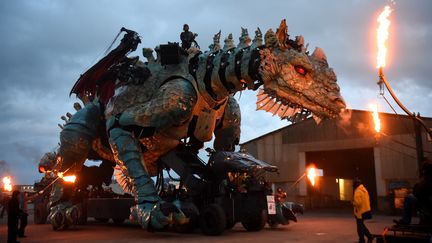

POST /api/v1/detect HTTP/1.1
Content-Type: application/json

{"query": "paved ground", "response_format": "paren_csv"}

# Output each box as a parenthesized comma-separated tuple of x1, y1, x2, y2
(0, 208, 402, 243)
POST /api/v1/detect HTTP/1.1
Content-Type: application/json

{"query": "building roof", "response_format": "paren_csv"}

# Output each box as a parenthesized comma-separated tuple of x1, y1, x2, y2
(241, 109, 432, 145)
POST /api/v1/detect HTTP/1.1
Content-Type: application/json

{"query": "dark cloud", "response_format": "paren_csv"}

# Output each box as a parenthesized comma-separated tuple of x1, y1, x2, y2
(0, 0, 431, 183)
(0, 160, 11, 177)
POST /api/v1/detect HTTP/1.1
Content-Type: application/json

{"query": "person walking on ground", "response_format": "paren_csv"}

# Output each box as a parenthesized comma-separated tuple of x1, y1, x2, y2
(18, 192, 28, 238)
(7, 190, 21, 243)
(353, 178, 373, 243)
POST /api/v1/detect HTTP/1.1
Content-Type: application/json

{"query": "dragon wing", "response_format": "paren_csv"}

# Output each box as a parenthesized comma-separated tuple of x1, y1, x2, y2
(70, 28, 141, 104)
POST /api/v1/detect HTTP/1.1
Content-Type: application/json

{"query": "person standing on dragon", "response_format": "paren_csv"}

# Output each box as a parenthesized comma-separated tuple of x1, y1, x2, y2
(48, 20, 346, 230)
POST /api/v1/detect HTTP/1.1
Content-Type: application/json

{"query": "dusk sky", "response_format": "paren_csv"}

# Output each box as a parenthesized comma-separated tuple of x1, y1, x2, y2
(0, 0, 431, 184)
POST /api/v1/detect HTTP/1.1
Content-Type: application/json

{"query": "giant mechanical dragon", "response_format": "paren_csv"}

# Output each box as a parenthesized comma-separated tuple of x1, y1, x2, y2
(45, 20, 346, 230)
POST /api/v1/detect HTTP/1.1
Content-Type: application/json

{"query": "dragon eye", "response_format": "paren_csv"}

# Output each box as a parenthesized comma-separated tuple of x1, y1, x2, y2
(295, 66, 307, 76)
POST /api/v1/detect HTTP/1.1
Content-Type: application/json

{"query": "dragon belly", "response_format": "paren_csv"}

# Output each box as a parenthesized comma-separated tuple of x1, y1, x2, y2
(140, 133, 181, 176)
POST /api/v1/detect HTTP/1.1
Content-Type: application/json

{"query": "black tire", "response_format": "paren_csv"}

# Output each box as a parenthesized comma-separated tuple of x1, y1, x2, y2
(51, 210, 65, 231)
(112, 218, 126, 224)
(200, 204, 227, 236)
(95, 217, 109, 223)
(241, 207, 266, 232)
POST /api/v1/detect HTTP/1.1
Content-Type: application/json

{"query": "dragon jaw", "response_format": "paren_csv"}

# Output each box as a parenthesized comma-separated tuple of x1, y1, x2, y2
(257, 47, 346, 123)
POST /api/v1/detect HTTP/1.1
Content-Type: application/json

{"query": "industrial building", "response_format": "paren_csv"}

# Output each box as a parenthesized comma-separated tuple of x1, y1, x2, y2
(240, 109, 432, 212)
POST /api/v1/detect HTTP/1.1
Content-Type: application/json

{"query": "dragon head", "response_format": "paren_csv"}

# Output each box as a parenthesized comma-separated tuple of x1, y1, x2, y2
(256, 20, 346, 123)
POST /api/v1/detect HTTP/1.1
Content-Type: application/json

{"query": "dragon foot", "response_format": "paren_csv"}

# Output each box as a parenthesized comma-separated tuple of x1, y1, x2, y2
(130, 201, 189, 230)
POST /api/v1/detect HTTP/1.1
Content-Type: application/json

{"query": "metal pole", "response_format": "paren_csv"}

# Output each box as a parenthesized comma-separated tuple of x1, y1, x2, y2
(413, 113, 424, 176)
(379, 69, 432, 138)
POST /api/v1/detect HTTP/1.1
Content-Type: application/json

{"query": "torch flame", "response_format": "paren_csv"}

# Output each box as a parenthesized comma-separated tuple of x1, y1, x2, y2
(376, 5, 392, 68)
(307, 167, 317, 187)
(370, 104, 381, 133)
(58, 172, 76, 183)
(2, 176, 12, 192)
(63, 175, 76, 183)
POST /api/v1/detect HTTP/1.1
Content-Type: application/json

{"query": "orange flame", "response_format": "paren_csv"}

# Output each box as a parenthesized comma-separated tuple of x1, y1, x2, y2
(376, 5, 392, 68)
(2, 176, 12, 192)
(63, 175, 76, 183)
(58, 172, 76, 183)
(370, 104, 381, 133)
(307, 166, 317, 187)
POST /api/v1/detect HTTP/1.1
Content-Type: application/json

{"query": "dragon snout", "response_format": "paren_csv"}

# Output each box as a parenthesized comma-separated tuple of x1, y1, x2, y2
(328, 93, 346, 110)
(329, 95, 347, 119)
(333, 97, 346, 110)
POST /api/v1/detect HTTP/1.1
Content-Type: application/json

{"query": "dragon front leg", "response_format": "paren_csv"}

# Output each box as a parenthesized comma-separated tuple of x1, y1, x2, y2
(107, 78, 197, 229)
(108, 126, 171, 229)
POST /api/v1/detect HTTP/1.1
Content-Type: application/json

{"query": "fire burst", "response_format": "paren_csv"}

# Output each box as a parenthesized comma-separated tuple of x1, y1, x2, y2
(307, 166, 317, 187)
(370, 104, 381, 133)
(58, 172, 76, 183)
(2, 176, 12, 192)
(376, 5, 392, 69)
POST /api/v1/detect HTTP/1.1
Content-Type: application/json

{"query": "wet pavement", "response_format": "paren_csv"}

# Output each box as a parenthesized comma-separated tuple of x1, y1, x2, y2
(0, 207, 401, 243)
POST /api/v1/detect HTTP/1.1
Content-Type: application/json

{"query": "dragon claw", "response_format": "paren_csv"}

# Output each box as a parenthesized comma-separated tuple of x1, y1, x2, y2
(130, 201, 189, 230)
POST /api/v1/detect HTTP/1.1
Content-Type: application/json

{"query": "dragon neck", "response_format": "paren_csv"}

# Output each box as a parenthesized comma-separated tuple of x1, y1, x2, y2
(193, 45, 264, 101)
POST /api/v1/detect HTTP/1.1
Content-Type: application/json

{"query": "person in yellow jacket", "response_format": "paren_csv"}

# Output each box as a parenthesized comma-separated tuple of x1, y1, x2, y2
(353, 178, 373, 243)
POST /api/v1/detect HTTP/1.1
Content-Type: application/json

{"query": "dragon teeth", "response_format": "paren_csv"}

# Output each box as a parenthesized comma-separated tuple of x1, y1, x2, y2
(263, 99, 277, 112)
(284, 107, 297, 118)
(256, 94, 270, 104)
(256, 95, 272, 110)
(278, 105, 289, 118)
(275, 103, 287, 117)
(270, 102, 283, 116)
(312, 114, 322, 124)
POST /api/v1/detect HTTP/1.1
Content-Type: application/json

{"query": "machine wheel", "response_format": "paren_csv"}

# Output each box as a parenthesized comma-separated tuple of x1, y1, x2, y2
(112, 218, 126, 224)
(241, 207, 266, 231)
(200, 204, 226, 235)
(95, 217, 109, 223)
(51, 210, 66, 231)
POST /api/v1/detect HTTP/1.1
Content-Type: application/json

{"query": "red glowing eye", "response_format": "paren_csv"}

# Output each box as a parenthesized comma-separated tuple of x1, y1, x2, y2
(295, 66, 306, 75)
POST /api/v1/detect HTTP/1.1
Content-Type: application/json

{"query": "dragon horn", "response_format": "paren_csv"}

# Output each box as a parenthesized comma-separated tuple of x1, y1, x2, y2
(223, 33, 235, 50)
(275, 19, 288, 50)
(312, 47, 327, 62)
(215, 30, 221, 42)
(252, 27, 263, 47)
(210, 30, 222, 51)
(238, 27, 251, 48)
(295, 35, 306, 53)
(264, 28, 277, 48)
